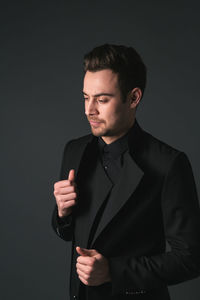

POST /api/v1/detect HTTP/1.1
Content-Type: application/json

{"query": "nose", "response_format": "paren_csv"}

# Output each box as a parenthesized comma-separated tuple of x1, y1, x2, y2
(85, 99, 99, 116)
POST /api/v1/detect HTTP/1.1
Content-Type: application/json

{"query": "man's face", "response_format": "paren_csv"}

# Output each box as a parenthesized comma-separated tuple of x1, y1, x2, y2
(83, 69, 135, 144)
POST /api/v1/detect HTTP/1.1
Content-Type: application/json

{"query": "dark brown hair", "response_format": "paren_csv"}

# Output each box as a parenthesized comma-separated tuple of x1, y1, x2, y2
(83, 44, 147, 102)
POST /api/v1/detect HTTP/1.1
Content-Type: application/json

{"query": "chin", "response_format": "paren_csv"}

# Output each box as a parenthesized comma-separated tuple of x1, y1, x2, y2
(91, 127, 107, 137)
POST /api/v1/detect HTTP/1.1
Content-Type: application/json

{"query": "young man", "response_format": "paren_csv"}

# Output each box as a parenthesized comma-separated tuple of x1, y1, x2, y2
(52, 44, 200, 300)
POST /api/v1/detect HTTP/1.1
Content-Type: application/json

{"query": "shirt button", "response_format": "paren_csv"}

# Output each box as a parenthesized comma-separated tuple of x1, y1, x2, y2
(73, 296, 77, 300)
(104, 165, 108, 169)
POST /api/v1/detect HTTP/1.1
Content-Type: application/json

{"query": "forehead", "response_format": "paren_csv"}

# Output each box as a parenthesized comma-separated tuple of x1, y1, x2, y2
(83, 69, 119, 95)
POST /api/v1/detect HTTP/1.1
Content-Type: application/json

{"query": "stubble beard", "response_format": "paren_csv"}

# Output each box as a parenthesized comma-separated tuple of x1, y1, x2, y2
(90, 123, 117, 138)
(90, 125, 107, 137)
(89, 120, 111, 137)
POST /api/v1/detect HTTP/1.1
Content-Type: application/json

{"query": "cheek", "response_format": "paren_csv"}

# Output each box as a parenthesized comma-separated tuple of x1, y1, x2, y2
(84, 101, 87, 112)
(108, 107, 124, 123)
(101, 102, 124, 124)
(103, 109, 117, 124)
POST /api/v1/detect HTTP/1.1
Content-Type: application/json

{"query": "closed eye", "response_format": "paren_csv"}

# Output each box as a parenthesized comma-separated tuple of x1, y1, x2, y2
(83, 98, 108, 103)
(98, 99, 108, 103)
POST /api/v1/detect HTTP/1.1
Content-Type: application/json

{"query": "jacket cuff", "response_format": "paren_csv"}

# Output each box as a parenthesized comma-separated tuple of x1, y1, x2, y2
(57, 213, 73, 226)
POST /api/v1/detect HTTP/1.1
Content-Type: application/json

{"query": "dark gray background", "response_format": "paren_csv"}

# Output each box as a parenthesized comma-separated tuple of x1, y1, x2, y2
(1, 1, 200, 299)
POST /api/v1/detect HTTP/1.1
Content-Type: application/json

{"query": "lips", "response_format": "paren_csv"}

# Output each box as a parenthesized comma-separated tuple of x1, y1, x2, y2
(89, 120, 103, 126)
(90, 120, 101, 123)
(89, 119, 102, 122)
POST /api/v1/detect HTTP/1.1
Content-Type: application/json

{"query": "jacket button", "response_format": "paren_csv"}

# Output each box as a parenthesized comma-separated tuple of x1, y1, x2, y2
(73, 296, 77, 300)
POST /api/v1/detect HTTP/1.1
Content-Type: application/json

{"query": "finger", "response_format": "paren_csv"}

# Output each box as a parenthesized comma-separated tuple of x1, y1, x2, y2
(55, 186, 75, 195)
(76, 247, 98, 257)
(56, 193, 77, 202)
(76, 246, 88, 256)
(78, 275, 88, 286)
(54, 180, 71, 189)
(76, 262, 91, 274)
(68, 169, 75, 183)
(76, 267, 89, 279)
(77, 255, 95, 266)
(60, 200, 76, 209)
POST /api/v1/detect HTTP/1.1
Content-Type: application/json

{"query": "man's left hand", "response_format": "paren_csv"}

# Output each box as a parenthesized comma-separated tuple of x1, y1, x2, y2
(76, 246, 111, 286)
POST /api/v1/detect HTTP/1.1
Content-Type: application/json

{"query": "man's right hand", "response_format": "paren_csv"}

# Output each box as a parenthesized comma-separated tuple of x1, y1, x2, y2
(54, 169, 77, 218)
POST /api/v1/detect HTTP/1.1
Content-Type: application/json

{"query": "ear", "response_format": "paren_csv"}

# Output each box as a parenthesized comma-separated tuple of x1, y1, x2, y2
(128, 87, 142, 109)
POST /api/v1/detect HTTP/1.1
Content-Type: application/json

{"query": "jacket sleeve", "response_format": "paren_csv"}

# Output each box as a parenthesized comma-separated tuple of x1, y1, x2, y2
(108, 152, 200, 296)
(51, 140, 75, 242)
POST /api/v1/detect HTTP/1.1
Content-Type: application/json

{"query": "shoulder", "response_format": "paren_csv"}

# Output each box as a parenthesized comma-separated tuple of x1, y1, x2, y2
(63, 133, 93, 153)
(71, 133, 93, 144)
(144, 130, 181, 159)
(137, 128, 189, 176)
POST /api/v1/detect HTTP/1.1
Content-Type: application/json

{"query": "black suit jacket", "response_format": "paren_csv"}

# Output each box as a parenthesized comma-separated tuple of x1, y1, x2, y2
(52, 120, 200, 300)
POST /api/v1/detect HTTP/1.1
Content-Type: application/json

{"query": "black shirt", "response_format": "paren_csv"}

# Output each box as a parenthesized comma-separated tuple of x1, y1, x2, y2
(98, 128, 131, 184)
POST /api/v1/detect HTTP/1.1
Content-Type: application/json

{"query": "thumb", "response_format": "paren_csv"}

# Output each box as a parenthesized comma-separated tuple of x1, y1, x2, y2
(68, 169, 75, 183)
(76, 246, 98, 257)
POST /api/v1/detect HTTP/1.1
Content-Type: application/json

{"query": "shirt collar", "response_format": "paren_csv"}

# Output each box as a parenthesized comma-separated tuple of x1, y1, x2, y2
(98, 122, 134, 160)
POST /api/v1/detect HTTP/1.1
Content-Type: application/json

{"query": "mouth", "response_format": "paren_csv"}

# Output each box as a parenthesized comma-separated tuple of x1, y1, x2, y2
(89, 120, 103, 127)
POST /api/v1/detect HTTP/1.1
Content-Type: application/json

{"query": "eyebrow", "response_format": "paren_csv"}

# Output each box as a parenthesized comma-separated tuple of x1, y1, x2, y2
(82, 91, 115, 97)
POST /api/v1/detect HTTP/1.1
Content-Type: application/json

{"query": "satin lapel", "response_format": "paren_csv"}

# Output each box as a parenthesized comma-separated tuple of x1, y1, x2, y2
(91, 151, 144, 246)
(85, 159, 113, 247)
(73, 136, 113, 248)
(68, 135, 93, 181)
